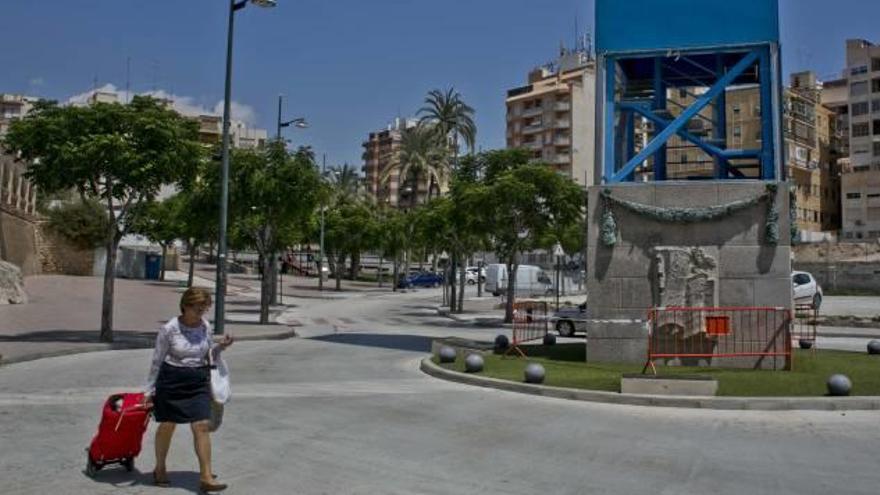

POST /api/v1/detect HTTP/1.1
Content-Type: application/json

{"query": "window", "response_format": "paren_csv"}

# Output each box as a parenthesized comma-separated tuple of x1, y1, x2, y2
(874, 78, 880, 93)
(852, 65, 869, 76)
(868, 193, 880, 199)
(852, 101, 870, 116)
(733, 105, 741, 114)
(853, 123, 870, 137)
(847, 193, 862, 199)
(795, 146, 808, 162)
(852, 81, 869, 96)
(792, 273, 811, 286)
(733, 125, 742, 138)
(874, 58, 880, 72)
(873, 99, 880, 113)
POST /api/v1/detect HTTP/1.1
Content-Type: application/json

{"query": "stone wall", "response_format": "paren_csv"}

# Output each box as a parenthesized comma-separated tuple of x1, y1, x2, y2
(36, 223, 98, 276)
(587, 181, 793, 366)
(794, 261, 880, 293)
(0, 206, 40, 276)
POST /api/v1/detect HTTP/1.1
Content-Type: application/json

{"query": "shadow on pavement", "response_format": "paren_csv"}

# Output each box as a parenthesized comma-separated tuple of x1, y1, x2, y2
(85, 468, 204, 494)
(309, 333, 433, 353)
(0, 329, 155, 345)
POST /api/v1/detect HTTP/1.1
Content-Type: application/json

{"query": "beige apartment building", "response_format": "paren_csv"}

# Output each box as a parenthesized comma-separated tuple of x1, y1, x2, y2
(362, 117, 437, 209)
(505, 45, 595, 186)
(0, 94, 37, 138)
(839, 39, 880, 241)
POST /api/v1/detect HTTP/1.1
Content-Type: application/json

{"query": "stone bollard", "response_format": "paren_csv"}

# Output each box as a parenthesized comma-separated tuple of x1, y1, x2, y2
(827, 374, 852, 396)
(867, 340, 880, 355)
(543, 333, 557, 346)
(464, 354, 484, 373)
(438, 346, 456, 364)
(524, 363, 546, 384)
(494, 334, 510, 352)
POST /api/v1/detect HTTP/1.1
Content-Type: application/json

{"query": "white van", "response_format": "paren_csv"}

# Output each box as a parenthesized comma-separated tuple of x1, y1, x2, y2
(485, 263, 552, 297)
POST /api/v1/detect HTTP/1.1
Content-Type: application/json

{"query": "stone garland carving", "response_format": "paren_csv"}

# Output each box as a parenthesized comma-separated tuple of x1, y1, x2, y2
(600, 184, 780, 247)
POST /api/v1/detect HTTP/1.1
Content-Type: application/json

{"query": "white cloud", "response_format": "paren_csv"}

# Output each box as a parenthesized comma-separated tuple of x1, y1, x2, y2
(64, 84, 258, 125)
(213, 100, 257, 126)
(29, 77, 45, 87)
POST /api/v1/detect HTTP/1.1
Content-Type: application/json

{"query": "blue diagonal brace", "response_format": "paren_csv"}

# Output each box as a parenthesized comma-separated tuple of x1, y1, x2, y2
(611, 50, 761, 183)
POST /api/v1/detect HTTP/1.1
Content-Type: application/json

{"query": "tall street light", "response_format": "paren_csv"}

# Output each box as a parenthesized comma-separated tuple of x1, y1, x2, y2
(273, 94, 308, 304)
(276, 94, 308, 140)
(215, 0, 276, 335)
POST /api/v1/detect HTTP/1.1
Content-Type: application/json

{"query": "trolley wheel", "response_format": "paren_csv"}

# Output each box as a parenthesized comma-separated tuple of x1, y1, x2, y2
(122, 457, 135, 472)
(85, 457, 100, 478)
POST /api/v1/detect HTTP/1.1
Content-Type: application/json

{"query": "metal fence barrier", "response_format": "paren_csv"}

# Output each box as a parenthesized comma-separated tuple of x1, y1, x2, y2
(792, 304, 818, 354)
(645, 307, 792, 374)
(505, 301, 549, 358)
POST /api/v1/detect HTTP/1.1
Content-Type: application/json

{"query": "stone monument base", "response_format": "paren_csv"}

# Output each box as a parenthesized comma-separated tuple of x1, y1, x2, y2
(586, 319, 649, 364)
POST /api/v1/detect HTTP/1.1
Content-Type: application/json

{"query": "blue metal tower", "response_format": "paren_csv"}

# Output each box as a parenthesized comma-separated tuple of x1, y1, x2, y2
(595, 0, 783, 183)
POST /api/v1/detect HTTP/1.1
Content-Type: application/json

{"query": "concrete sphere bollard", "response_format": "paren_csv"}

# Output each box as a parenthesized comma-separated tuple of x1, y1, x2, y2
(543, 333, 557, 346)
(524, 363, 546, 384)
(799, 339, 814, 350)
(464, 354, 484, 373)
(868, 340, 880, 355)
(827, 374, 852, 397)
(438, 346, 457, 364)
(494, 334, 510, 351)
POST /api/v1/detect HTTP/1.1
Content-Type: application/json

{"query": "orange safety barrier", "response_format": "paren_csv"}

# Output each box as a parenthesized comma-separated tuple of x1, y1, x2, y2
(644, 307, 792, 374)
(505, 301, 549, 358)
(792, 304, 818, 354)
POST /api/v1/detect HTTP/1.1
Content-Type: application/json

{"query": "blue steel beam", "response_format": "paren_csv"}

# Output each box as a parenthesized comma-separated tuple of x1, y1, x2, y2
(610, 49, 760, 183)
(603, 55, 617, 182)
(652, 57, 667, 181)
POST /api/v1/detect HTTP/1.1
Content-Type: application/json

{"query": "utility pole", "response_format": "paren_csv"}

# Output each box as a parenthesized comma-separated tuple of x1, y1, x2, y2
(318, 153, 326, 291)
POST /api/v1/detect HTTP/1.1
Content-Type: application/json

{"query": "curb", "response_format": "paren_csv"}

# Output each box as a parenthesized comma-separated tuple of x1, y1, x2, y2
(435, 307, 512, 328)
(0, 328, 298, 367)
(420, 357, 880, 411)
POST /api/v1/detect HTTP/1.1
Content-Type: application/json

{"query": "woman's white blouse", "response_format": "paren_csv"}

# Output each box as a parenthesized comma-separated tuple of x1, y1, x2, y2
(145, 317, 214, 395)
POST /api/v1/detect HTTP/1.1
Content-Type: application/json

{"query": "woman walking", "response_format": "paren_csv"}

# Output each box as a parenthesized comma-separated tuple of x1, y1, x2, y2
(143, 287, 233, 492)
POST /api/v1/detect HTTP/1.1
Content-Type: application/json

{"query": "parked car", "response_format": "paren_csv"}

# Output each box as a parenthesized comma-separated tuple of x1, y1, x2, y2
(553, 302, 588, 337)
(792, 270, 822, 309)
(398, 272, 444, 289)
(465, 266, 485, 285)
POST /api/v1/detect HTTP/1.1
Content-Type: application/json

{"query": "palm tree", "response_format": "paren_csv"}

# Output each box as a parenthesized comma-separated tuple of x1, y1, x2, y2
(418, 87, 477, 168)
(327, 163, 362, 204)
(380, 123, 449, 207)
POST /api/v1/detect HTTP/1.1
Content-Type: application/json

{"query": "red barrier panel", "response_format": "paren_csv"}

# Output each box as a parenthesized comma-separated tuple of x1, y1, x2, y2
(505, 301, 549, 358)
(645, 307, 792, 374)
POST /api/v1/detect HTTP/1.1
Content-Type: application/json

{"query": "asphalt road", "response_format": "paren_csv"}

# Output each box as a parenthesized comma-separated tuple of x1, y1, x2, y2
(1, 288, 879, 494)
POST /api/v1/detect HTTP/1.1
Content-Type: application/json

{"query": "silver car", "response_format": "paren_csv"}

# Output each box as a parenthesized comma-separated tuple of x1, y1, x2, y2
(553, 302, 587, 337)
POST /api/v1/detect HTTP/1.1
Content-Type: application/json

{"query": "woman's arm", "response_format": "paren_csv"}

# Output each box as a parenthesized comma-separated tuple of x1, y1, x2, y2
(144, 325, 170, 397)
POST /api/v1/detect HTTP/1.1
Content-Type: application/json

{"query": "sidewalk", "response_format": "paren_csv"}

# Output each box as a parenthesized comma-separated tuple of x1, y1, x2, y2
(0, 274, 296, 366)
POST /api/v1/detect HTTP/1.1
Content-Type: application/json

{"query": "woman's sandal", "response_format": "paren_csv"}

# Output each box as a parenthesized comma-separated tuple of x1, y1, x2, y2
(199, 480, 228, 492)
(153, 470, 170, 487)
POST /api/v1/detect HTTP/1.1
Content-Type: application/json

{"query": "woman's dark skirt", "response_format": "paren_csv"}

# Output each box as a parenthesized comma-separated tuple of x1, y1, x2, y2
(153, 362, 211, 424)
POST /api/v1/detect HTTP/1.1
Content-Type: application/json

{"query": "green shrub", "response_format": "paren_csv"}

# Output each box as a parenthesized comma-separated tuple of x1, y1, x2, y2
(45, 199, 111, 250)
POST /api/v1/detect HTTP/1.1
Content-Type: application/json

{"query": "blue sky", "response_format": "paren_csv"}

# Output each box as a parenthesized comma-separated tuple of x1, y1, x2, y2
(1, 0, 878, 168)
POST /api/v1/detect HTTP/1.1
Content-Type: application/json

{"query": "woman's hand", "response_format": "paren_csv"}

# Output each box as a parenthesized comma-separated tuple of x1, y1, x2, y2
(141, 394, 154, 408)
(217, 333, 234, 350)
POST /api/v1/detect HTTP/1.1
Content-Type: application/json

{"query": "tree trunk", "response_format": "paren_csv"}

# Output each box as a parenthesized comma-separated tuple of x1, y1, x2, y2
(349, 250, 361, 280)
(159, 243, 168, 281)
(457, 260, 466, 314)
(392, 256, 399, 292)
(448, 254, 457, 312)
(268, 251, 278, 304)
(259, 253, 272, 324)
(504, 257, 518, 324)
(335, 254, 345, 291)
(378, 256, 384, 287)
(187, 241, 198, 287)
(99, 237, 121, 343)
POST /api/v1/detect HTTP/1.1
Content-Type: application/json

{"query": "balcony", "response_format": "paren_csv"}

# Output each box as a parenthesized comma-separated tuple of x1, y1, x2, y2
(554, 101, 571, 111)
(521, 123, 544, 135)
(553, 153, 571, 164)
(554, 136, 571, 146)
(522, 106, 544, 118)
(553, 120, 571, 130)
(523, 140, 543, 150)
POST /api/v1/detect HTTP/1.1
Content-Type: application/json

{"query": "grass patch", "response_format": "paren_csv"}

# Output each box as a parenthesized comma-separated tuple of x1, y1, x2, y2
(435, 344, 880, 396)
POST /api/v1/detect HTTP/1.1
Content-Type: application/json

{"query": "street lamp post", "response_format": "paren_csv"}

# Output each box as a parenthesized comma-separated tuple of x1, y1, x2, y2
(215, 0, 276, 335)
(318, 154, 328, 292)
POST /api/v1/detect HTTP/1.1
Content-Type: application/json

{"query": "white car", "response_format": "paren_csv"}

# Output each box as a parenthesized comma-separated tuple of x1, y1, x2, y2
(792, 271, 822, 309)
(465, 266, 485, 285)
(553, 302, 588, 337)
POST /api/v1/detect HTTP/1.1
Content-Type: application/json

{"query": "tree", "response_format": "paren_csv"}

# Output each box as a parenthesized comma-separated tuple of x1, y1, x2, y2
(4, 96, 202, 342)
(381, 123, 449, 206)
(418, 87, 477, 163)
(128, 196, 185, 281)
(44, 198, 112, 250)
(461, 150, 584, 323)
(228, 142, 321, 323)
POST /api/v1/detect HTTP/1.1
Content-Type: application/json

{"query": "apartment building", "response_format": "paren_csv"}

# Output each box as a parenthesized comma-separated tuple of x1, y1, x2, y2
(839, 39, 880, 241)
(362, 117, 435, 208)
(0, 94, 37, 138)
(505, 44, 596, 186)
